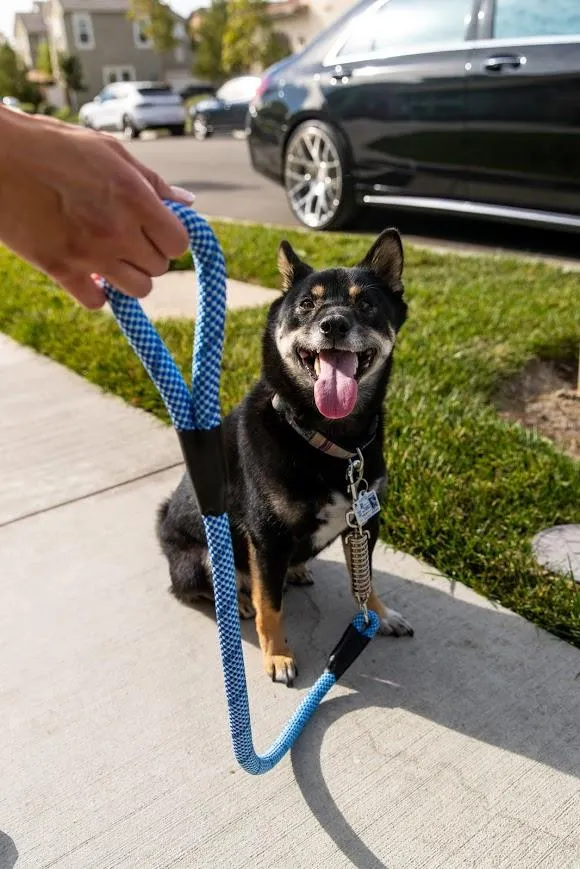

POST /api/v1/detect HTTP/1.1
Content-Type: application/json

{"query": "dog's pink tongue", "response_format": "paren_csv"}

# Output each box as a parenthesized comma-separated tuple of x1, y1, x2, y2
(314, 351, 358, 419)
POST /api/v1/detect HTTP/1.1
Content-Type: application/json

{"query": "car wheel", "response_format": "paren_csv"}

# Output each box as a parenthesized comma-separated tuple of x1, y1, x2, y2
(193, 117, 211, 141)
(170, 125, 186, 137)
(122, 116, 139, 140)
(284, 120, 356, 230)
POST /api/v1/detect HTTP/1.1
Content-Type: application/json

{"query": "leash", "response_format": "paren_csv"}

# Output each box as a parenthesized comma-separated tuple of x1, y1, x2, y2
(103, 202, 380, 775)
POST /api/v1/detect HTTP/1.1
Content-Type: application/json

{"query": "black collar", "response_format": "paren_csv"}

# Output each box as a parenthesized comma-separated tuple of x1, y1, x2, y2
(271, 393, 378, 459)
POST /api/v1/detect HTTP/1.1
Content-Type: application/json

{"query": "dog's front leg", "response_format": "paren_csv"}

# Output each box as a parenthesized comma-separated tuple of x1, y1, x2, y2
(247, 535, 297, 686)
(342, 519, 413, 638)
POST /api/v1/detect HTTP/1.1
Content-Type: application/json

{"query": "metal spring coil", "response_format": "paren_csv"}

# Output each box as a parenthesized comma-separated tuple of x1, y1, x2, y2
(346, 527, 372, 606)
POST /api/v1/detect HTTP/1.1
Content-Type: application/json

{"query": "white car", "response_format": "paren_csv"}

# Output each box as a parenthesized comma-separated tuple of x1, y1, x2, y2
(79, 81, 186, 139)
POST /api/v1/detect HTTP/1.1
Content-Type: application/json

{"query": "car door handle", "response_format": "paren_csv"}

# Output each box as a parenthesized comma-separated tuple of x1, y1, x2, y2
(330, 66, 353, 85)
(483, 54, 523, 72)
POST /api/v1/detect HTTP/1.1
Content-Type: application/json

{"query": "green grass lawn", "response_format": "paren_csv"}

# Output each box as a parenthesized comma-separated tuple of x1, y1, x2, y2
(1, 221, 579, 645)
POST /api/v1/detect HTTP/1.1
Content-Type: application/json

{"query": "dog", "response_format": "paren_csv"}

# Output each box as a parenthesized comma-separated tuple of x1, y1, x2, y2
(156, 228, 413, 686)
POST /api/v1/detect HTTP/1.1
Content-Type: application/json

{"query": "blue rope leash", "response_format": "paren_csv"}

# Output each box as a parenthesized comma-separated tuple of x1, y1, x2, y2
(104, 202, 380, 775)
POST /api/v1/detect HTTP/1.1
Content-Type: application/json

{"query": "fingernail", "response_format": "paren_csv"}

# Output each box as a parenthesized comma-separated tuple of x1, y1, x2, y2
(170, 186, 196, 204)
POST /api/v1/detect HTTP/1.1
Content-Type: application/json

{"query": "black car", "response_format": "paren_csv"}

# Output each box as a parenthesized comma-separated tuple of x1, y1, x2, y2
(191, 75, 261, 140)
(248, 0, 580, 231)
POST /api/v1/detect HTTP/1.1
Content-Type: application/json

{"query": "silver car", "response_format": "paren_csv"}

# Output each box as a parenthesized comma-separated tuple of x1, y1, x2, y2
(79, 81, 186, 139)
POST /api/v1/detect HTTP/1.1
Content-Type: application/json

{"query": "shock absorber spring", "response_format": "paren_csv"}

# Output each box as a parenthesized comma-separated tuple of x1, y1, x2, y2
(345, 527, 372, 609)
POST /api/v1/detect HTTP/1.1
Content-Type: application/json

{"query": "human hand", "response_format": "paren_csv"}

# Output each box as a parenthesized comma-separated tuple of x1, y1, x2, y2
(0, 107, 194, 308)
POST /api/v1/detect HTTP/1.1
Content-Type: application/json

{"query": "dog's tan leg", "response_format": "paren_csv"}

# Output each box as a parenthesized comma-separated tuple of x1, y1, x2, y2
(248, 538, 297, 685)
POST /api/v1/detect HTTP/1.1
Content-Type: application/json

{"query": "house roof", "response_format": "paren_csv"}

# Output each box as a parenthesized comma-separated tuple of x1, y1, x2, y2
(58, 0, 131, 10)
(14, 11, 47, 35)
(57, 0, 184, 14)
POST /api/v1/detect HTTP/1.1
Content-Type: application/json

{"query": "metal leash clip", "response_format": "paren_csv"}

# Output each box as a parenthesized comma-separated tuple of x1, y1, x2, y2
(345, 449, 374, 624)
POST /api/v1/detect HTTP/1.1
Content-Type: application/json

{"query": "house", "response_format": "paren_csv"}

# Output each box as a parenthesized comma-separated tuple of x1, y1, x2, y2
(266, 0, 356, 52)
(13, 3, 48, 69)
(13, 0, 194, 106)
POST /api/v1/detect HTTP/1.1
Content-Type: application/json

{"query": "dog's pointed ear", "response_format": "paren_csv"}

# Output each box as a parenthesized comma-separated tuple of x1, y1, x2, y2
(357, 228, 404, 292)
(277, 241, 313, 292)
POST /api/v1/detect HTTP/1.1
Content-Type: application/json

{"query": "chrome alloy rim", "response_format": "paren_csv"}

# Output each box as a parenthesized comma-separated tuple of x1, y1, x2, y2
(285, 126, 343, 228)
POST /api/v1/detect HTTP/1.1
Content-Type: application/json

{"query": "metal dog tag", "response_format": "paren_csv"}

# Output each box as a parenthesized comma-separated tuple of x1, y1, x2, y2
(353, 489, 381, 526)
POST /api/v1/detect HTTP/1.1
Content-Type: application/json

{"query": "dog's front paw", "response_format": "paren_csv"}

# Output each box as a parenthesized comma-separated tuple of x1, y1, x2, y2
(286, 564, 314, 586)
(378, 608, 414, 637)
(265, 652, 297, 686)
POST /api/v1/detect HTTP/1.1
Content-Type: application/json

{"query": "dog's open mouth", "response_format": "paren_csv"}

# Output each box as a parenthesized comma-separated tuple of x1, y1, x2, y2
(297, 348, 376, 419)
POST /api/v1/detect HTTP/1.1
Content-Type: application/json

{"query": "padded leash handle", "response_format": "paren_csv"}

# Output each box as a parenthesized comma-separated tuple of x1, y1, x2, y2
(104, 202, 380, 774)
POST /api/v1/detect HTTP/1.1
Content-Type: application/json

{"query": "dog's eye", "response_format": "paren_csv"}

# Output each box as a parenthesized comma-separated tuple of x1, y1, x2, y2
(357, 299, 374, 314)
(300, 297, 315, 311)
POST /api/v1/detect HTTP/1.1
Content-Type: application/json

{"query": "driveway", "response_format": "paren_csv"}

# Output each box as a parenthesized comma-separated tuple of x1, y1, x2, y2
(124, 136, 580, 266)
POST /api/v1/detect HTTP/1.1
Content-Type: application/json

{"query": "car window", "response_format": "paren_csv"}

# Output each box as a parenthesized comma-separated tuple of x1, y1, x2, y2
(217, 77, 259, 102)
(493, 0, 580, 39)
(98, 86, 116, 101)
(336, 0, 474, 59)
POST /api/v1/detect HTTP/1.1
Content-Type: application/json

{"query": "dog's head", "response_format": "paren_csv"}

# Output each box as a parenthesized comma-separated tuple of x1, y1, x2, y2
(263, 229, 407, 424)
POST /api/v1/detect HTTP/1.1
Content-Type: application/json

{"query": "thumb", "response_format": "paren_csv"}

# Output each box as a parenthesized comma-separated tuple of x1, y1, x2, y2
(126, 154, 196, 206)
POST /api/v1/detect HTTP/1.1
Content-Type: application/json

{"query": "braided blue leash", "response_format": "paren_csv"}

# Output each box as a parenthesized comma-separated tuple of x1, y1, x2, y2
(104, 202, 380, 775)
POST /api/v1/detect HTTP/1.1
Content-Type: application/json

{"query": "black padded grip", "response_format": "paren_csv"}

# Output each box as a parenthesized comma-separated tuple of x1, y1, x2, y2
(326, 622, 372, 680)
(177, 426, 228, 516)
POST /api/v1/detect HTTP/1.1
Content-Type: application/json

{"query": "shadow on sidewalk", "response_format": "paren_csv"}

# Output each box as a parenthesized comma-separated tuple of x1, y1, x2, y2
(0, 832, 18, 869)
(276, 554, 580, 869)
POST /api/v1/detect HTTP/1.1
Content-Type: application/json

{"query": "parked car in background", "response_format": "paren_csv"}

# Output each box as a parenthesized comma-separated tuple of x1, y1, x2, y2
(248, 0, 580, 232)
(190, 75, 261, 140)
(1, 97, 23, 112)
(79, 81, 186, 139)
(180, 81, 217, 101)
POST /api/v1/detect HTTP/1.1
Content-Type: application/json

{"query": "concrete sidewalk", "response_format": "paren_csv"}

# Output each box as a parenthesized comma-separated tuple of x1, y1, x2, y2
(142, 272, 277, 319)
(1, 334, 579, 869)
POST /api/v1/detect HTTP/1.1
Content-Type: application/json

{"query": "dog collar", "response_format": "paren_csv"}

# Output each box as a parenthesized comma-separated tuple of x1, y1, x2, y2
(272, 394, 378, 460)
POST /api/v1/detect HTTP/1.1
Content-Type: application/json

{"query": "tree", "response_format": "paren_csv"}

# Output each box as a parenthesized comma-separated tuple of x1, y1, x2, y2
(221, 0, 289, 77)
(192, 0, 228, 83)
(35, 39, 53, 76)
(58, 53, 85, 109)
(0, 42, 41, 104)
(128, 0, 177, 54)
(222, 0, 270, 77)
(261, 29, 291, 69)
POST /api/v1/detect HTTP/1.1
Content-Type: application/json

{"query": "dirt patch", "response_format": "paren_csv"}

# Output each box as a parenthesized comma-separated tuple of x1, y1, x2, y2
(496, 358, 579, 460)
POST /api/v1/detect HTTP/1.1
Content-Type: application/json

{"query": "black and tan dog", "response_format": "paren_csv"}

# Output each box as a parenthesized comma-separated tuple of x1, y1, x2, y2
(157, 228, 413, 686)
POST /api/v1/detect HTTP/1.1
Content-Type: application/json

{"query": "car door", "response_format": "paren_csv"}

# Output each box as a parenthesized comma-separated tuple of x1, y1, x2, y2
(93, 85, 122, 130)
(320, 0, 479, 200)
(465, 0, 580, 215)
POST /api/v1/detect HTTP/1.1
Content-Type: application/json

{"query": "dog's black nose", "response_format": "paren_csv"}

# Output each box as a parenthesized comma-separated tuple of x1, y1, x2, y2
(319, 315, 351, 339)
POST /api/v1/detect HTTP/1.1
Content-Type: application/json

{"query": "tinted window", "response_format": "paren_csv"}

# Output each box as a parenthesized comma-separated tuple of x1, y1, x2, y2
(494, 0, 580, 39)
(137, 86, 173, 96)
(337, 0, 473, 58)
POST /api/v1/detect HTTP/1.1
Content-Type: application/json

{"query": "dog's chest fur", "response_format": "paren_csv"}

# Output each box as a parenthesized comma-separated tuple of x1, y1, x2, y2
(310, 477, 384, 554)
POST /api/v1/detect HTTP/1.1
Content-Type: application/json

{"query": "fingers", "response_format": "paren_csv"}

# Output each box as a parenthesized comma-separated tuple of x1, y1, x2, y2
(116, 148, 194, 259)
(57, 271, 106, 309)
(100, 261, 153, 299)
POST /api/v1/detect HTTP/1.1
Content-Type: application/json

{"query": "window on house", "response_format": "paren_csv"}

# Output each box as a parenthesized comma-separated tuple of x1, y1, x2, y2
(72, 12, 95, 50)
(133, 19, 153, 49)
(102, 65, 136, 86)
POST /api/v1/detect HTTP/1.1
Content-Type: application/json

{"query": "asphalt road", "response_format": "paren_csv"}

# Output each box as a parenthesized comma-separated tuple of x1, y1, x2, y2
(125, 136, 580, 266)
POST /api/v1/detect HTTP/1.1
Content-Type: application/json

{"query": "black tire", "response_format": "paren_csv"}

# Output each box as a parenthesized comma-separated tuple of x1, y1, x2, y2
(192, 117, 211, 141)
(170, 125, 186, 137)
(122, 116, 139, 140)
(283, 119, 357, 231)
